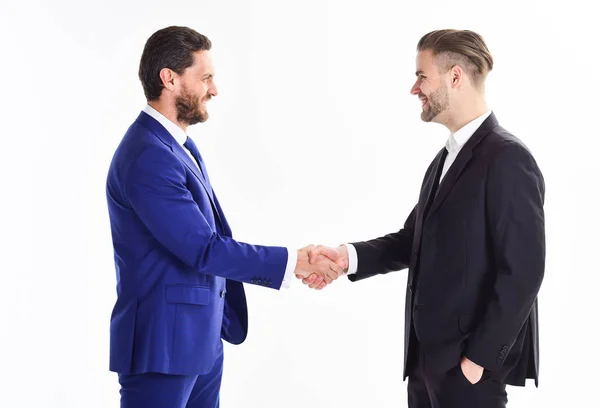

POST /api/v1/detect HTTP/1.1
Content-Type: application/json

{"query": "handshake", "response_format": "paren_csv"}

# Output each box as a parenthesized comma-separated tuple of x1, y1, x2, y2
(293, 245, 350, 290)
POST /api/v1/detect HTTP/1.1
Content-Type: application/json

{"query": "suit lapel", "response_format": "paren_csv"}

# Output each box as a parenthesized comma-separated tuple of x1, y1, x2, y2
(411, 147, 446, 267)
(425, 112, 499, 219)
(171, 143, 225, 230)
(426, 146, 473, 218)
(213, 193, 232, 237)
(136, 112, 224, 230)
(421, 147, 447, 221)
(171, 142, 215, 198)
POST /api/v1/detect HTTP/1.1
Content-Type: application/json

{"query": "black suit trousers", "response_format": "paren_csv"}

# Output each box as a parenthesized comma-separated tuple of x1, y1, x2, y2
(407, 323, 508, 408)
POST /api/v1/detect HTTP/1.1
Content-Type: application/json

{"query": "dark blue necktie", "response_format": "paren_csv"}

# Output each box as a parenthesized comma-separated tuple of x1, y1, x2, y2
(184, 135, 227, 235)
(183, 136, 212, 192)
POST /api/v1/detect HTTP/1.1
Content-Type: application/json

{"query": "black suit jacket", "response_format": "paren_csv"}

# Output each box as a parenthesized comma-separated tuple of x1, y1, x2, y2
(349, 113, 545, 386)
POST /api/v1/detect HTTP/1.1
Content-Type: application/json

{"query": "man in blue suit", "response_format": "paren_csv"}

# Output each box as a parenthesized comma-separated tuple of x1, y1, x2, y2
(105, 26, 341, 408)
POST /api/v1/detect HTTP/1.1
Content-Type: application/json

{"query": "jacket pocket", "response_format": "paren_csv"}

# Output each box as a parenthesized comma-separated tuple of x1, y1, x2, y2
(165, 285, 211, 306)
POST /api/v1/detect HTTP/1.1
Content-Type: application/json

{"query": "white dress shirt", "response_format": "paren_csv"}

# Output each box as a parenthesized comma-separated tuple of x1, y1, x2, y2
(143, 105, 297, 288)
(345, 111, 492, 275)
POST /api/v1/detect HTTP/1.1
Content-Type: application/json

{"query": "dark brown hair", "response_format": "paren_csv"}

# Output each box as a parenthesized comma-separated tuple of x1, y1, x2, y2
(417, 29, 493, 87)
(139, 26, 212, 101)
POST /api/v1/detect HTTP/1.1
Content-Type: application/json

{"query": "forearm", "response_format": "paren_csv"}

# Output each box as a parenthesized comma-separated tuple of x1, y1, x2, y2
(348, 229, 413, 281)
(346, 205, 417, 282)
(191, 233, 289, 287)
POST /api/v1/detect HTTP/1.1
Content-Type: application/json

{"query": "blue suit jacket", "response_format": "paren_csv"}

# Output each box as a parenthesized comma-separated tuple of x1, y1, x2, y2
(106, 111, 288, 375)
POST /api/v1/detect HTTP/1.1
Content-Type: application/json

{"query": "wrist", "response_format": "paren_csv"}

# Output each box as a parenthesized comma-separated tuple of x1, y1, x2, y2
(337, 245, 350, 271)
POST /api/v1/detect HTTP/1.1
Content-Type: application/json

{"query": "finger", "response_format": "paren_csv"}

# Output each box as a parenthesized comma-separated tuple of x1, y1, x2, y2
(309, 275, 324, 289)
(301, 275, 315, 285)
(324, 268, 339, 282)
(320, 245, 340, 261)
(307, 247, 321, 264)
(299, 244, 315, 264)
(323, 262, 342, 281)
(316, 281, 327, 290)
(302, 274, 318, 285)
(300, 244, 315, 256)
(329, 261, 344, 276)
(309, 276, 323, 289)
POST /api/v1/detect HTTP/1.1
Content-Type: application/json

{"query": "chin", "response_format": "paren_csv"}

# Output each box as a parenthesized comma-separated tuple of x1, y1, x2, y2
(420, 112, 434, 122)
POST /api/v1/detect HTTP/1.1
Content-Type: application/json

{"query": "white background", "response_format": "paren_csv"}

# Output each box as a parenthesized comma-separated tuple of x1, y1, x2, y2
(1, 0, 598, 407)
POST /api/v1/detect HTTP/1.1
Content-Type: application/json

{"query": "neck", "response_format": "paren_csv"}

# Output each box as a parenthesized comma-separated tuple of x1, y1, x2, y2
(148, 100, 188, 132)
(444, 91, 488, 133)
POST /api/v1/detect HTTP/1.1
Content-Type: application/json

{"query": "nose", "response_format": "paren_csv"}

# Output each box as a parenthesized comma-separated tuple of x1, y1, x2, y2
(209, 81, 218, 97)
(410, 80, 420, 96)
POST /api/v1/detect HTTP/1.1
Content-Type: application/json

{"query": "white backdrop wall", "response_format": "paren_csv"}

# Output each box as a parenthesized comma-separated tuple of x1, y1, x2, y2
(0, 0, 598, 407)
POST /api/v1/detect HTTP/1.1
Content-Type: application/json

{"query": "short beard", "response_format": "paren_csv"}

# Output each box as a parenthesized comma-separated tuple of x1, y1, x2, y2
(175, 87, 208, 126)
(421, 84, 449, 122)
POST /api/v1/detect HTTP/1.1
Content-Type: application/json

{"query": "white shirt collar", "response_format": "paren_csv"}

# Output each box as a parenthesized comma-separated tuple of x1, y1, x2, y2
(446, 110, 492, 154)
(143, 104, 188, 147)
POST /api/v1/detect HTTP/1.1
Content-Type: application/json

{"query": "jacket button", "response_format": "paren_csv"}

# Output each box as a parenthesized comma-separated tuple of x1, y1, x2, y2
(220, 290, 226, 298)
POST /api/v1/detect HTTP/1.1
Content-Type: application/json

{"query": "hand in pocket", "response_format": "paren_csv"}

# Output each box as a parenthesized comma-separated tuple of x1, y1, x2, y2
(460, 357, 484, 384)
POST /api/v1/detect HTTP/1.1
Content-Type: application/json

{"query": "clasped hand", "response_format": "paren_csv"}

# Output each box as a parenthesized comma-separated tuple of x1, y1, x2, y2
(293, 244, 349, 290)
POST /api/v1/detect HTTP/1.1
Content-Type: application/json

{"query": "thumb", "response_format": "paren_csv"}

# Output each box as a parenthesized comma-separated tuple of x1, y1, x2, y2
(300, 244, 315, 263)
(313, 245, 339, 263)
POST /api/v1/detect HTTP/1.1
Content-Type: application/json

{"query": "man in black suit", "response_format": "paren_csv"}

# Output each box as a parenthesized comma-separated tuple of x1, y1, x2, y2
(302, 29, 545, 407)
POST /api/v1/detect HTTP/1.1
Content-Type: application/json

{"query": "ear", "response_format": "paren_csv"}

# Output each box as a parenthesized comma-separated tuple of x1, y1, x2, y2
(450, 65, 464, 88)
(159, 68, 178, 92)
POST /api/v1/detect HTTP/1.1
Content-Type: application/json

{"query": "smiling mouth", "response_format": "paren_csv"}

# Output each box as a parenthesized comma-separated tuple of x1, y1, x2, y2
(420, 98, 428, 109)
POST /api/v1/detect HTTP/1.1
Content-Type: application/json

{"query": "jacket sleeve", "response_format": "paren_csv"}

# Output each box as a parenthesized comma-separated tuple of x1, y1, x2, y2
(124, 145, 288, 289)
(348, 204, 417, 282)
(464, 144, 545, 372)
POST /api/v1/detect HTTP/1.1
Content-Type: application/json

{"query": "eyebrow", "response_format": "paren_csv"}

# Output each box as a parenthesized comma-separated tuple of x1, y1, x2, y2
(202, 73, 214, 79)
(415, 70, 425, 77)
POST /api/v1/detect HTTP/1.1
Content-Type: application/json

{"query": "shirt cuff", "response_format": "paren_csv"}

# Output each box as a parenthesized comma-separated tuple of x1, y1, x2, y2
(280, 248, 298, 289)
(342, 243, 358, 275)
